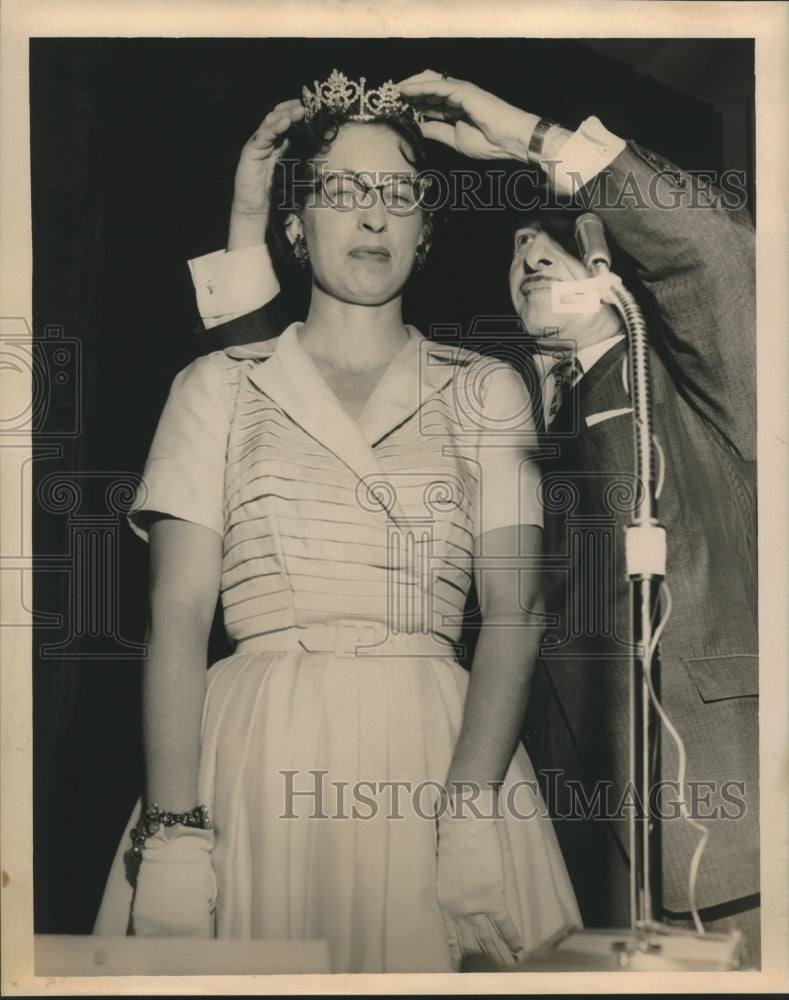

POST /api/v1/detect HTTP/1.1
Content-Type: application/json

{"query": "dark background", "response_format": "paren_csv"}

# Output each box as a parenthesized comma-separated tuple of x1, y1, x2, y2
(30, 36, 755, 933)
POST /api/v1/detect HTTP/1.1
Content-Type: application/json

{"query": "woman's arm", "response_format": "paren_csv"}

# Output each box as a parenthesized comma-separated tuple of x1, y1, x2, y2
(142, 516, 223, 810)
(446, 523, 543, 793)
(436, 522, 544, 968)
(435, 358, 546, 968)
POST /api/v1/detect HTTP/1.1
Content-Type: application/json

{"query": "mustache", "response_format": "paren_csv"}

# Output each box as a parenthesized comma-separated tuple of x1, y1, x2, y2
(519, 275, 560, 293)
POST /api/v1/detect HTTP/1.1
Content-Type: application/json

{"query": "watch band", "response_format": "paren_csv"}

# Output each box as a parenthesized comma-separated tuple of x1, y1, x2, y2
(527, 117, 558, 165)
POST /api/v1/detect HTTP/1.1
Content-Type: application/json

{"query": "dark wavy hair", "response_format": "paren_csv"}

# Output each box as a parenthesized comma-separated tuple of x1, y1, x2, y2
(266, 107, 439, 274)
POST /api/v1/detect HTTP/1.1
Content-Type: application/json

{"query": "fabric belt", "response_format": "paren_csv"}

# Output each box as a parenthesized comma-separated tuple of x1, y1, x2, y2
(236, 620, 456, 659)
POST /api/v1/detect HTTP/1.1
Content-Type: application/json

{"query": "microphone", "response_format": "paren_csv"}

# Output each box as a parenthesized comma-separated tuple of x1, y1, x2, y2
(575, 212, 611, 273)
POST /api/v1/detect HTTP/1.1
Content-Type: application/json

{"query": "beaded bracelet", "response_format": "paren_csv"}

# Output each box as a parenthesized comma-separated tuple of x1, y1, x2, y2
(130, 802, 212, 859)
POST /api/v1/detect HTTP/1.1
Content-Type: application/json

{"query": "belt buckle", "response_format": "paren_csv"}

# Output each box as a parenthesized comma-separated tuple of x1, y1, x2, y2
(335, 620, 386, 658)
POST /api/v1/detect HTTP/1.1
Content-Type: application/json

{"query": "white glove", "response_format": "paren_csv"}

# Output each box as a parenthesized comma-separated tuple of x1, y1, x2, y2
(131, 826, 217, 937)
(436, 790, 525, 969)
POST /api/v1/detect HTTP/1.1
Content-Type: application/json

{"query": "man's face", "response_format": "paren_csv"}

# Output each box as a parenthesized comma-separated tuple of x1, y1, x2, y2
(508, 220, 621, 349)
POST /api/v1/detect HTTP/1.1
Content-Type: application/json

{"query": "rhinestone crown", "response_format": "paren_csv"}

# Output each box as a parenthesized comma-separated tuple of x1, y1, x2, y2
(302, 69, 424, 126)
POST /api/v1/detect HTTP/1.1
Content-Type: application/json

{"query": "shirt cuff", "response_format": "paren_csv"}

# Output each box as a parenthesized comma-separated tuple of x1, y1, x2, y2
(548, 116, 627, 197)
(187, 244, 280, 329)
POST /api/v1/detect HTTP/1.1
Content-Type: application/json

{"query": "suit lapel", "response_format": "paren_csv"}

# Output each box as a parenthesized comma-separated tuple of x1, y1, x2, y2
(577, 339, 630, 415)
(544, 339, 629, 437)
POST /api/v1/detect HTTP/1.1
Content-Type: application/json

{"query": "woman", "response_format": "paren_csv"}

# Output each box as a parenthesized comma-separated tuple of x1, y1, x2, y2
(95, 73, 580, 973)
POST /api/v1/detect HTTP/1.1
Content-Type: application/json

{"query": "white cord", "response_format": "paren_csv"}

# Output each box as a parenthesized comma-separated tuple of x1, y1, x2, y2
(644, 581, 708, 935)
(652, 433, 666, 500)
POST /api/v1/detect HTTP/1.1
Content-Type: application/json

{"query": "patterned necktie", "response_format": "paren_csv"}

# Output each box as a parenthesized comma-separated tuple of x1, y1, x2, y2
(546, 355, 583, 426)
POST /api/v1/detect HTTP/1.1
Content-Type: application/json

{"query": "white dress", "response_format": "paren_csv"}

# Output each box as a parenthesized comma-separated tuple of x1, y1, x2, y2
(95, 324, 581, 972)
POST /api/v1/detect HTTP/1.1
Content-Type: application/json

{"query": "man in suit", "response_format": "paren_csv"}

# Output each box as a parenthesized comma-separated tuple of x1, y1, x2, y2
(186, 74, 759, 964)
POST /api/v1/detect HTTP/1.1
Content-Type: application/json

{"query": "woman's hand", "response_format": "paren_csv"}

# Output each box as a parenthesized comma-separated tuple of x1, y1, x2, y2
(131, 827, 217, 937)
(436, 789, 525, 969)
(397, 70, 539, 163)
(228, 99, 306, 251)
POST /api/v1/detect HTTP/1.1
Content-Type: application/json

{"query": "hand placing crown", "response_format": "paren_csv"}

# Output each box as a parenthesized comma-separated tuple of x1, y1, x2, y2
(302, 69, 425, 126)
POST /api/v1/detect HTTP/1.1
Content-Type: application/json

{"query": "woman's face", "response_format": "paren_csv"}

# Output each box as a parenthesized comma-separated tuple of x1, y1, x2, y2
(294, 123, 428, 307)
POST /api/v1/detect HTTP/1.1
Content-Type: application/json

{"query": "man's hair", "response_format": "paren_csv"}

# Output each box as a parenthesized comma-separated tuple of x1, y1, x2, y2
(510, 208, 587, 259)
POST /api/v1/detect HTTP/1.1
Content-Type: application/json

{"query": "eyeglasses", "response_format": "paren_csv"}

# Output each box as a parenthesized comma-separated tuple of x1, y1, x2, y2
(312, 170, 431, 216)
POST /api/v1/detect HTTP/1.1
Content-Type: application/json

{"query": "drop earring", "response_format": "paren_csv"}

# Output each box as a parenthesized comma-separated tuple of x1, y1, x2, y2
(293, 234, 310, 268)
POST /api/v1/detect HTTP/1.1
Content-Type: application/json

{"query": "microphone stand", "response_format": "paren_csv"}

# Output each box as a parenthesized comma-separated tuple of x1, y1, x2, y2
(593, 261, 664, 932)
(576, 211, 666, 933)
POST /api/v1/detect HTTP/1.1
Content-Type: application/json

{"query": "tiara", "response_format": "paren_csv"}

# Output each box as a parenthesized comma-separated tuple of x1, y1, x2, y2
(302, 69, 424, 126)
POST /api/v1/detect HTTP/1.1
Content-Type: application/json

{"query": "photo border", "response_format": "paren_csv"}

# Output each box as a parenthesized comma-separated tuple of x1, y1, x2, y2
(2, 1, 787, 994)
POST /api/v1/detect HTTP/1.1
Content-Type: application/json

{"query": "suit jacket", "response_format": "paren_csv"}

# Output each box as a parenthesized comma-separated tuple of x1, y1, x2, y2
(196, 141, 759, 925)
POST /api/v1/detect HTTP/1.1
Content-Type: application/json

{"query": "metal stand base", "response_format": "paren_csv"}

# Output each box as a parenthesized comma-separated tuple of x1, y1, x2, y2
(464, 923, 744, 972)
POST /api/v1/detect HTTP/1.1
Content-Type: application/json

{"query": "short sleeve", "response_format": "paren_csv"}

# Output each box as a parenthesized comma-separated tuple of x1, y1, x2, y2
(128, 353, 230, 541)
(472, 361, 543, 537)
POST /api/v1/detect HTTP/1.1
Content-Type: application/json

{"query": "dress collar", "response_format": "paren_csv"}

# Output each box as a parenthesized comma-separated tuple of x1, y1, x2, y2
(237, 323, 466, 524)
